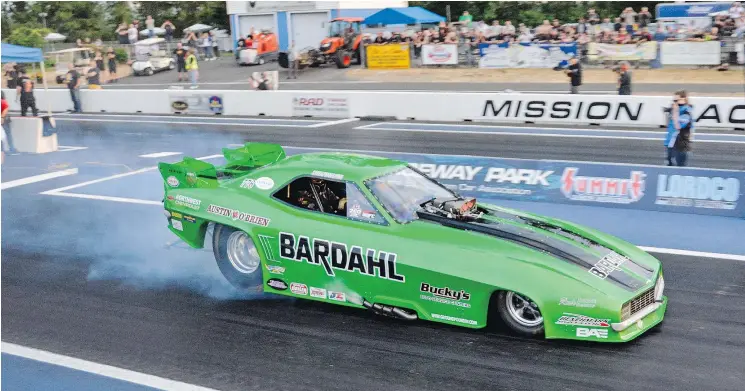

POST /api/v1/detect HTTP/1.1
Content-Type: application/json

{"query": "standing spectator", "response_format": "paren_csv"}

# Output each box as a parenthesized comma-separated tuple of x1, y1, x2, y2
(613, 17, 623, 32)
(199, 32, 214, 61)
(565, 56, 582, 94)
(127, 24, 138, 44)
(621, 7, 637, 26)
(638, 7, 652, 28)
(173, 43, 187, 82)
(288, 40, 299, 79)
(211, 31, 220, 58)
(600, 18, 614, 32)
(162, 20, 175, 42)
(654, 26, 668, 41)
(15, 67, 39, 116)
(616, 61, 632, 95)
(107, 48, 118, 83)
(86, 62, 102, 90)
(1, 91, 15, 158)
(587, 8, 600, 25)
(730, 2, 744, 19)
(117, 23, 129, 44)
(94, 51, 105, 82)
(459, 11, 473, 27)
(146, 15, 155, 38)
(185, 48, 199, 89)
(665, 90, 694, 166)
(66, 63, 82, 113)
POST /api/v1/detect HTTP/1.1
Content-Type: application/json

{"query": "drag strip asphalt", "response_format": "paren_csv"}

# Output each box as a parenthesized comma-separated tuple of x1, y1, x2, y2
(2, 116, 745, 391)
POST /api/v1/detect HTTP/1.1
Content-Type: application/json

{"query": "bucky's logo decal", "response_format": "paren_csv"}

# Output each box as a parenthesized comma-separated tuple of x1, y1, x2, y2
(278, 232, 405, 283)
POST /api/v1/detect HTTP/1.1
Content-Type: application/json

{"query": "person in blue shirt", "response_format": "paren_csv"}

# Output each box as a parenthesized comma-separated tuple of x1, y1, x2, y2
(664, 90, 694, 166)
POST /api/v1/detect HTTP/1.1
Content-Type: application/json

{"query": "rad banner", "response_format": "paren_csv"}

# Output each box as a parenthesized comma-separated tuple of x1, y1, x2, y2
(362, 152, 745, 218)
(660, 41, 721, 65)
(478, 42, 577, 68)
(421, 44, 458, 65)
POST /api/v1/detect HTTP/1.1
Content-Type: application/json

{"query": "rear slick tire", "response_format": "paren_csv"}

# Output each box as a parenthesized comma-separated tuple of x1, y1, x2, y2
(212, 224, 264, 291)
(495, 290, 545, 338)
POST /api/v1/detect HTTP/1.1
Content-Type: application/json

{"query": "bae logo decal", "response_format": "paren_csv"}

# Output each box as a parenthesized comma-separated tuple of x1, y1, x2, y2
(656, 174, 740, 210)
(576, 328, 609, 339)
(561, 167, 645, 204)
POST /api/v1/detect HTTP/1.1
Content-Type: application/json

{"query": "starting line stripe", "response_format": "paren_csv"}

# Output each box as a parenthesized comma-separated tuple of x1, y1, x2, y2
(638, 246, 745, 262)
(1, 169, 79, 190)
(1, 342, 222, 391)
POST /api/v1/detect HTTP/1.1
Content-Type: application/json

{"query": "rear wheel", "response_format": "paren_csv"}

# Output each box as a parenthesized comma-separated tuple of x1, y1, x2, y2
(334, 50, 352, 69)
(495, 290, 545, 337)
(144, 67, 153, 76)
(212, 224, 263, 291)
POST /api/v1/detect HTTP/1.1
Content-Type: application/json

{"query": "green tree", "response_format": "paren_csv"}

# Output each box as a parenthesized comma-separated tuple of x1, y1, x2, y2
(7, 26, 50, 48)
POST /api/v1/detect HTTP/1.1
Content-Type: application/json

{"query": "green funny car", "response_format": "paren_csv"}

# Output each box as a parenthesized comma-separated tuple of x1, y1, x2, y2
(158, 143, 667, 343)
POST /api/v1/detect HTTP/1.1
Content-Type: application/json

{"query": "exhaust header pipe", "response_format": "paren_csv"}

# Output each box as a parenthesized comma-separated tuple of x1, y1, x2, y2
(363, 300, 417, 321)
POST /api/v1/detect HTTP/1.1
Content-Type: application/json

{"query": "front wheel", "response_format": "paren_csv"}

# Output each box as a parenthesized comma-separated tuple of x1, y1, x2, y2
(495, 290, 545, 337)
(212, 224, 263, 291)
(144, 67, 153, 76)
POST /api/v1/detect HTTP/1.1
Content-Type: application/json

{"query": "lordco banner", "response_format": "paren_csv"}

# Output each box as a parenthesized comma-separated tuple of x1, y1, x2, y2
(421, 44, 458, 65)
(292, 95, 350, 118)
(169, 93, 224, 114)
(365, 44, 411, 69)
(478, 42, 577, 68)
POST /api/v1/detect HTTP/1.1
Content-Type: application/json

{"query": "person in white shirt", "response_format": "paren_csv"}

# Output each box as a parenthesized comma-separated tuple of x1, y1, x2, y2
(730, 2, 744, 19)
(127, 24, 138, 44)
(146, 15, 155, 38)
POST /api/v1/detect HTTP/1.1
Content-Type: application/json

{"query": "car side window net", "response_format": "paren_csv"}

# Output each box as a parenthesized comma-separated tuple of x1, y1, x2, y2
(344, 183, 387, 225)
(273, 176, 347, 215)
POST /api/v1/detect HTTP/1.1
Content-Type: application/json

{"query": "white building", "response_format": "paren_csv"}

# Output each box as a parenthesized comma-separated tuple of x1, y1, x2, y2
(227, 1, 408, 51)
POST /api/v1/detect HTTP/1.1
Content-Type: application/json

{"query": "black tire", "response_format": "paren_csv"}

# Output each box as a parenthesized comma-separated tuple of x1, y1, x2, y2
(334, 50, 352, 69)
(212, 224, 263, 291)
(144, 67, 153, 76)
(278, 52, 289, 68)
(495, 290, 545, 337)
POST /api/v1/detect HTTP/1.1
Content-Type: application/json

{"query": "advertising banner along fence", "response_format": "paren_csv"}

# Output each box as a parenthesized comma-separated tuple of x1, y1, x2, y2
(587, 42, 658, 61)
(660, 41, 721, 65)
(421, 44, 458, 65)
(291, 94, 350, 118)
(378, 152, 745, 219)
(478, 42, 577, 68)
(365, 44, 411, 69)
(168, 93, 224, 115)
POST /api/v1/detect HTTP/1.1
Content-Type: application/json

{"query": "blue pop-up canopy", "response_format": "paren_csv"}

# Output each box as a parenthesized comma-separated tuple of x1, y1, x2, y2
(1, 43, 51, 114)
(1, 43, 44, 63)
(363, 7, 445, 26)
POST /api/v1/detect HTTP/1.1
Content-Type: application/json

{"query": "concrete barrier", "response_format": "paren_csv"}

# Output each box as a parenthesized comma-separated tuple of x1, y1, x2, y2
(2, 88, 744, 130)
(8, 116, 58, 154)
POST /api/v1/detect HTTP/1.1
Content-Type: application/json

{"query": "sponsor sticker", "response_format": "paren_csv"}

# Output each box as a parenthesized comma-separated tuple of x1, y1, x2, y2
(361, 211, 377, 219)
(240, 179, 255, 189)
(589, 252, 627, 280)
(279, 232, 405, 282)
(555, 313, 610, 327)
(348, 203, 362, 218)
(255, 177, 274, 190)
(420, 282, 471, 308)
(290, 282, 308, 295)
(267, 278, 287, 291)
(167, 176, 180, 187)
(328, 291, 346, 302)
(310, 287, 326, 299)
(559, 297, 597, 308)
(266, 265, 285, 275)
(186, 172, 198, 186)
(183, 215, 196, 223)
(207, 204, 270, 227)
(171, 219, 183, 231)
(171, 211, 183, 219)
(656, 174, 740, 210)
(431, 313, 477, 326)
(170, 194, 202, 211)
(576, 328, 608, 339)
(561, 167, 646, 204)
(312, 170, 344, 180)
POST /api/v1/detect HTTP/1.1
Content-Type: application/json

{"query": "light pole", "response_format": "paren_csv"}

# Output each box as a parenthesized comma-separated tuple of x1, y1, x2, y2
(39, 12, 48, 29)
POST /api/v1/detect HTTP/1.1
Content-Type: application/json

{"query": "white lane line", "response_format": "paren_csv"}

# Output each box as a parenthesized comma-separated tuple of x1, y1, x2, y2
(139, 152, 182, 158)
(40, 154, 222, 195)
(356, 126, 745, 144)
(280, 145, 745, 172)
(1, 169, 79, 190)
(99, 80, 383, 87)
(56, 113, 321, 123)
(54, 118, 315, 128)
(47, 192, 163, 205)
(364, 122, 745, 138)
(1, 342, 222, 391)
(58, 146, 89, 152)
(639, 247, 745, 262)
(308, 118, 361, 128)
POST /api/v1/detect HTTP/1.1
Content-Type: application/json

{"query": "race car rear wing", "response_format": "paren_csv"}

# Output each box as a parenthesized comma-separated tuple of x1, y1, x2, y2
(158, 143, 286, 189)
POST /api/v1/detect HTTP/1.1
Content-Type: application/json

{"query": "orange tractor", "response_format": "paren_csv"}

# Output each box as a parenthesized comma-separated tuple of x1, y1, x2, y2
(279, 17, 363, 69)
(237, 30, 280, 66)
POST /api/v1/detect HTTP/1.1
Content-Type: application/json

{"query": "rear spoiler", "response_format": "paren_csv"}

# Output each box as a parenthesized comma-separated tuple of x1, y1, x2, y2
(158, 143, 286, 189)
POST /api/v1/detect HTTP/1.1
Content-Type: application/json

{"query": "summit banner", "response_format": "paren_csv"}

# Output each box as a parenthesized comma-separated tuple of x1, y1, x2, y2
(478, 42, 577, 68)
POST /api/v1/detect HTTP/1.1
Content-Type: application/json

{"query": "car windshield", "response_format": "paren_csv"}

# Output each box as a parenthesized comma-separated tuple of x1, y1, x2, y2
(366, 166, 457, 223)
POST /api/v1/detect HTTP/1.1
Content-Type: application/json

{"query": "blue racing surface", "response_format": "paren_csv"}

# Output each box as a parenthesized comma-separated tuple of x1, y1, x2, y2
(1, 354, 161, 391)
